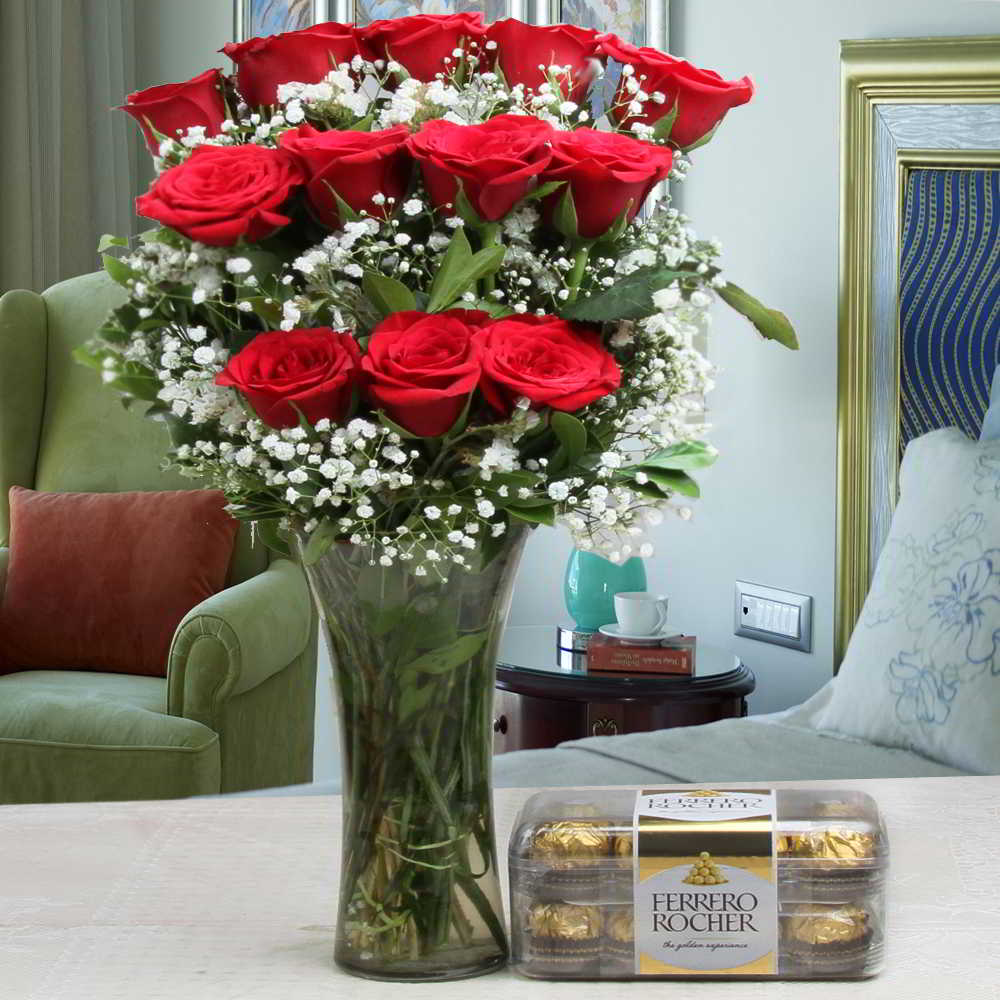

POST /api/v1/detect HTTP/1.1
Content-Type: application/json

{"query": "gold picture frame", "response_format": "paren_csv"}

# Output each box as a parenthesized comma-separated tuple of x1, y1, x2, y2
(836, 36, 1000, 666)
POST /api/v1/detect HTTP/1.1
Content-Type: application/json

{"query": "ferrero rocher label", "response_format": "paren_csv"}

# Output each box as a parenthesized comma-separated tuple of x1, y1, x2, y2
(631, 788, 778, 976)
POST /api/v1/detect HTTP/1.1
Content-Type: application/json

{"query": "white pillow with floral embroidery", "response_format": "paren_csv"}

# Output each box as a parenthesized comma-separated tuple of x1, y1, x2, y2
(817, 427, 1000, 773)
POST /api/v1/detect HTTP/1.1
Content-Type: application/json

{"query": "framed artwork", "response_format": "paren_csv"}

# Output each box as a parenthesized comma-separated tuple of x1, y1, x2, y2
(836, 36, 1000, 666)
(236, 0, 329, 40)
(237, 0, 669, 48)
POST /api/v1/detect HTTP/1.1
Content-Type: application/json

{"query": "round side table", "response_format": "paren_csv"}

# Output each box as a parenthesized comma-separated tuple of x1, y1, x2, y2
(493, 625, 755, 753)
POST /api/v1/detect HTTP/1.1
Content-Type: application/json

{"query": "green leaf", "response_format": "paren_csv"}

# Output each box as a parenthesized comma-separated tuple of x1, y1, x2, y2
(301, 519, 340, 566)
(402, 630, 488, 675)
(376, 409, 421, 440)
(72, 344, 107, 370)
(468, 299, 515, 318)
(427, 226, 472, 308)
(630, 480, 670, 501)
(398, 683, 435, 721)
(426, 228, 506, 312)
(97, 233, 128, 253)
(642, 468, 701, 498)
(363, 269, 417, 316)
(454, 182, 485, 228)
(321, 184, 362, 224)
(549, 411, 588, 465)
(652, 97, 680, 142)
(254, 518, 292, 558)
(560, 267, 691, 322)
(102, 253, 138, 286)
(682, 119, 722, 153)
(640, 440, 717, 471)
(348, 111, 376, 131)
(507, 503, 556, 526)
(244, 296, 283, 327)
(519, 179, 565, 204)
(717, 281, 799, 350)
(551, 185, 579, 241)
(108, 361, 159, 401)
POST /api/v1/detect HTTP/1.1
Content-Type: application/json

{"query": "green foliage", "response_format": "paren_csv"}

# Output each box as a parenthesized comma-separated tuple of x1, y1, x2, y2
(426, 227, 506, 312)
(549, 411, 588, 466)
(642, 468, 701, 498)
(363, 269, 417, 316)
(551, 185, 579, 241)
(102, 253, 139, 286)
(401, 631, 488, 676)
(560, 266, 691, 322)
(717, 282, 799, 350)
(652, 98, 680, 142)
(254, 518, 293, 558)
(640, 440, 717, 471)
(97, 233, 128, 253)
(301, 519, 340, 566)
(507, 503, 556, 526)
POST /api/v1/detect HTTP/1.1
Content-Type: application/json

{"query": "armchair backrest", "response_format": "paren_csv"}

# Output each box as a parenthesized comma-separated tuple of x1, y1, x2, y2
(0, 271, 265, 584)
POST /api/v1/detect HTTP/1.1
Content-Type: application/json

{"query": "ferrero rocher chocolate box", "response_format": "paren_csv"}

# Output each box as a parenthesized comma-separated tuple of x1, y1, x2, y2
(508, 787, 887, 979)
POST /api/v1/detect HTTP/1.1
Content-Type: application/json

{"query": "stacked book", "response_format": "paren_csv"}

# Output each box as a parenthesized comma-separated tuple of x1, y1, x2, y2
(586, 631, 695, 675)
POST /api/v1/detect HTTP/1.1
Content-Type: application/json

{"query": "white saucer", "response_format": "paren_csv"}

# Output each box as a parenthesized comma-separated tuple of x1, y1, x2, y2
(598, 623, 681, 645)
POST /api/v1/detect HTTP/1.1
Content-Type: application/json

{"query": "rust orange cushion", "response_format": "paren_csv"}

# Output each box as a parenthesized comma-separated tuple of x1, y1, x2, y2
(0, 487, 238, 677)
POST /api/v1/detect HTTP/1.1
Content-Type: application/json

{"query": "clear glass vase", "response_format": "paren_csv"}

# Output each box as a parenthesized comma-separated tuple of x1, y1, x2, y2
(301, 526, 528, 982)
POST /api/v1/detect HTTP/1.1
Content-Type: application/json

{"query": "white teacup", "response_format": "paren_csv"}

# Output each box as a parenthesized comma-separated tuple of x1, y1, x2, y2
(614, 591, 669, 635)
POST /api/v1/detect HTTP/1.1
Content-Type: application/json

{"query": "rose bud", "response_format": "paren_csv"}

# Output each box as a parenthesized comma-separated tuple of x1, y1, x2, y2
(362, 310, 491, 437)
(598, 34, 754, 149)
(406, 115, 555, 223)
(215, 327, 362, 428)
(476, 315, 621, 416)
(222, 22, 361, 107)
(357, 13, 487, 83)
(135, 144, 304, 246)
(119, 68, 228, 155)
(279, 124, 412, 229)
(542, 128, 673, 240)
(485, 20, 602, 103)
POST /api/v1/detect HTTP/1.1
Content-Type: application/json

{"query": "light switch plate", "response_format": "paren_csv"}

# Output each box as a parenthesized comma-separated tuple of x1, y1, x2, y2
(733, 581, 812, 652)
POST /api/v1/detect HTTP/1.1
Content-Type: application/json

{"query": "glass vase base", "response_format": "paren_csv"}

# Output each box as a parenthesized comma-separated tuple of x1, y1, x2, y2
(335, 945, 507, 983)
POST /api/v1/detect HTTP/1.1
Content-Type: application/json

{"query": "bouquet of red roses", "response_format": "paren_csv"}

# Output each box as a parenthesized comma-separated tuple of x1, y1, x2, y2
(85, 12, 794, 571)
(83, 14, 797, 979)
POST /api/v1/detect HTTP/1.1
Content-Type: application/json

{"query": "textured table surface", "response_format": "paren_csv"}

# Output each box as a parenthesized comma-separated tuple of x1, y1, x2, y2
(2, 777, 998, 999)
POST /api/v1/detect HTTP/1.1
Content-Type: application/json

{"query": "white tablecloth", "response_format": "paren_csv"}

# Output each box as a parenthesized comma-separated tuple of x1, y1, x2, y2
(2, 777, 998, 999)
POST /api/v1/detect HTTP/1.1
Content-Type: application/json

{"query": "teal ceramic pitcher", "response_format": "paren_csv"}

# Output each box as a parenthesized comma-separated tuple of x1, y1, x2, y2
(563, 549, 647, 632)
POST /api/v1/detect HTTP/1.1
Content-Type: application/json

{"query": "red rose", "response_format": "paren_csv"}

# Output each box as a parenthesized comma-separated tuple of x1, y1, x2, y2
(357, 13, 486, 82)
(215, 328, 362, 428)
(222, 22, 361, 107)
(598, 35, 753, 149)
(542, 128, 673, 239)
(406, 115, 554, 222)
(279, 124, 411, 229)
(119, 69, 227, 155)
(361, 310, 490, 437)
(485, 20, 602, 103)
(476, 315, 621, 415)
(136, 144, 303, 246)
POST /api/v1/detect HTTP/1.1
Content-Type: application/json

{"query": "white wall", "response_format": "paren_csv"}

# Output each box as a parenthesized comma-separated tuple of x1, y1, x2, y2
(510, 0, 1000, 714)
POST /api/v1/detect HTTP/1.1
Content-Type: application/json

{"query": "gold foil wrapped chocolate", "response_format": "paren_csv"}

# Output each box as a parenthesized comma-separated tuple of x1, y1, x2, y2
(527, 903, 602, 941)
(783, 905, 871, 947)
(777, 827, 877, 863)
(604, 906, 634, 944)
(532, 821, 610, 859)
(611, 832, 633, 857)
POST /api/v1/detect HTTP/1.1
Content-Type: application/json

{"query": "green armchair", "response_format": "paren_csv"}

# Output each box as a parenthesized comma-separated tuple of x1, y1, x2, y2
(0, 271, 318, 804)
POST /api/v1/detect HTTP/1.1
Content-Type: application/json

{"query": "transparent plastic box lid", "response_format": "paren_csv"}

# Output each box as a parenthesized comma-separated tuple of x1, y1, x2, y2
(509, 788, 888, 874)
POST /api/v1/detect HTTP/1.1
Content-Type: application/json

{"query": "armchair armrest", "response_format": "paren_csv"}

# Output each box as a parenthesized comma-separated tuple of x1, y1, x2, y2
(0, 546, 8, 601)
(167, 558, 314, 729)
